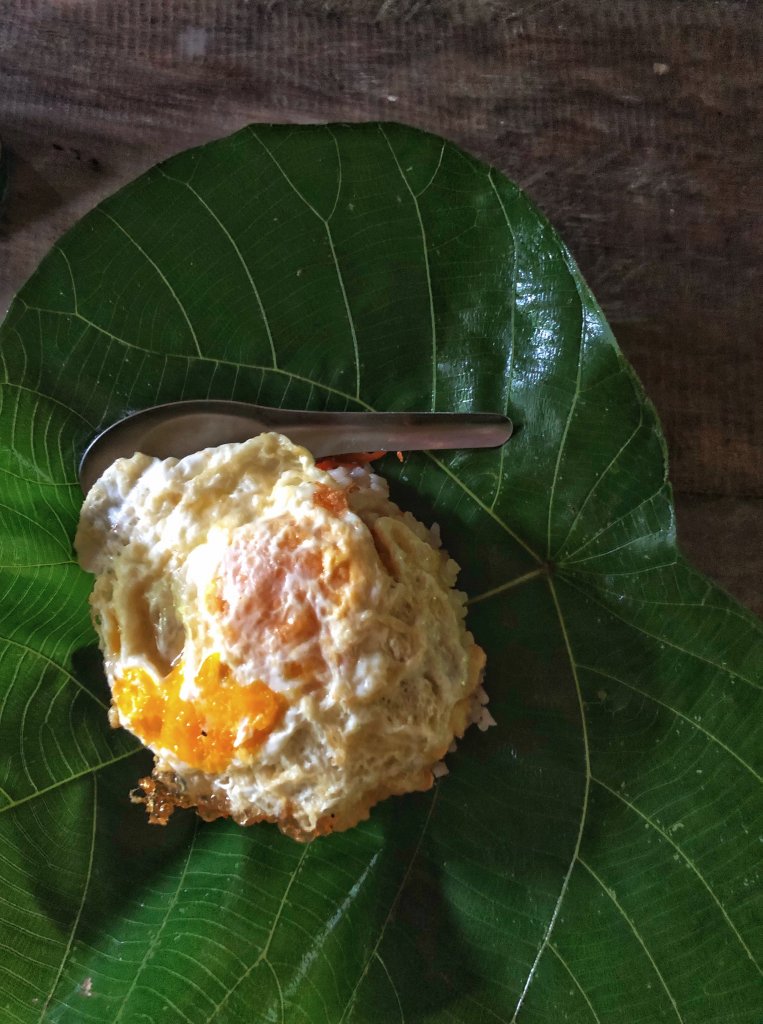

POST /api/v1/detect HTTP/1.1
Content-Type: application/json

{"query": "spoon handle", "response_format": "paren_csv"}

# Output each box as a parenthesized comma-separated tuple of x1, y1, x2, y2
(260, 409, 512, 456)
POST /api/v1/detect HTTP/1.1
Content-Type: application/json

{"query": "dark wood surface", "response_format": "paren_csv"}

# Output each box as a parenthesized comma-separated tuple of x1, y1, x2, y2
(1, 0, 760, 614)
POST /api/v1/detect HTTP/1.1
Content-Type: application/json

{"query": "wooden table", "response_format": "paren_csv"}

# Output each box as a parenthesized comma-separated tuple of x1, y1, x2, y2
(1, 0, 760, 615)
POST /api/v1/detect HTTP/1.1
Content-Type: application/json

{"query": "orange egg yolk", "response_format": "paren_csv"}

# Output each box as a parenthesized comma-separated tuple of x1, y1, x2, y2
(112, 654, 286, 773)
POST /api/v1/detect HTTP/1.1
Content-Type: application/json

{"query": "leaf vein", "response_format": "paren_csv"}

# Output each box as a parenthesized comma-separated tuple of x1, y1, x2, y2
(157, 168, 279, 369)
(37, 775, 98, 1020)
(425, 453, 542, 563)
(0, 746, 140, 815)
(20, 304, 372, 411)
(94, 215, 202, 358)
(548, 943, 601, 1024)
(486, 170, 518, 511)
(510, 576, 591, 1022)
(204, 843, 311, 1024)
(592, 775, 760, 972)
(113, 820, 200, 1022)
(379, 125, 438, 410)
(250, 128, 360, 397)
(467, 567, 546, 605)
(339, 788, 439, 1023)
(578, 663, 761, 783)
(414, 142, 446, 198)
(546, 288, 585, 558)
(563, 580, 763, 691)
(561, 484, 666, 564)
(0, 377, 95, 429)
(372, 951, 405, 1024)
(577, 856, 684, 1024)
(0, 635, 108, 711)
(553, 404, 645, 560)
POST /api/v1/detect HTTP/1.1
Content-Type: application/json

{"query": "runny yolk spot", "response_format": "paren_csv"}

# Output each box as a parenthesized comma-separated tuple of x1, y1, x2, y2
(112, 654, 286, 773)
(313, 483, 349, 516)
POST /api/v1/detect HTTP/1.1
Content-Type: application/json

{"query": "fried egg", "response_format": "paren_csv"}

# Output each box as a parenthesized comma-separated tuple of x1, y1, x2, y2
(76, 433, 489, 840)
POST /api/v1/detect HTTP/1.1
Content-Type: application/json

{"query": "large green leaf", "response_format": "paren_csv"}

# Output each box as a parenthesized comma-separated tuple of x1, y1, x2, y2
(0, 123, 760, 1023)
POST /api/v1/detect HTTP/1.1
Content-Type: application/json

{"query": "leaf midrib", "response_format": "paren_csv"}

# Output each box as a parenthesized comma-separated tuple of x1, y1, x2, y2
(508, 576, 591, 1023)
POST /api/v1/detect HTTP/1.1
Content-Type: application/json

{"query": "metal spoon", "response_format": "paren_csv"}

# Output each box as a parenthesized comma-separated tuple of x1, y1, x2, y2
(78, 400, 512, 494)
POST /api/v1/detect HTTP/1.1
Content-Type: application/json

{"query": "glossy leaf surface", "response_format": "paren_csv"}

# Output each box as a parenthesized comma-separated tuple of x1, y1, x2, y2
(0, 123, 760, 1023)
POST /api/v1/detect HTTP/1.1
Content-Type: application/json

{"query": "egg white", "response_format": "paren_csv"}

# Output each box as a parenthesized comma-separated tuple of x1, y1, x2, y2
(76, 432, 488, 839)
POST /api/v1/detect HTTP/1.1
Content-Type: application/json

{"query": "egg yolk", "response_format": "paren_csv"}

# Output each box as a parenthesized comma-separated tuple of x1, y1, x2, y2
(313, 483, 349, 516)
(113, 654, 286, 773)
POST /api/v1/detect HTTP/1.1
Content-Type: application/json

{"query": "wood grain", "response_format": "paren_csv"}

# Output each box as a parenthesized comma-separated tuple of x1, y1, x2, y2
(0, 0, 760, 614)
